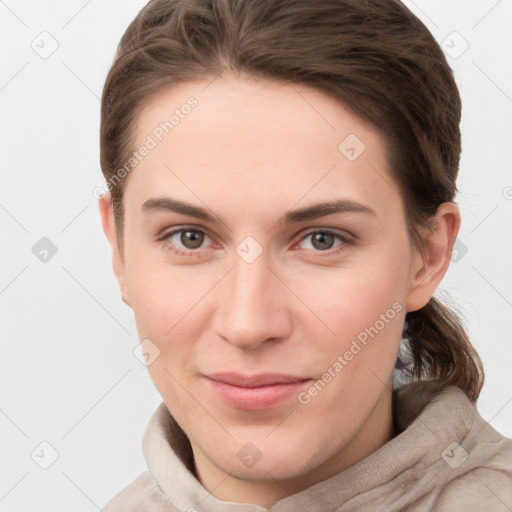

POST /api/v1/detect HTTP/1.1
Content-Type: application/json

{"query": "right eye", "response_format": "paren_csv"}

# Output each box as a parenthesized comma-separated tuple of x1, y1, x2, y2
(158, 227, 214, 256)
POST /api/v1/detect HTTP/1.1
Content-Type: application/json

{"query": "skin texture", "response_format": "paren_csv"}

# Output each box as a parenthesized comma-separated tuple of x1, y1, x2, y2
(99, 73, 460, 506)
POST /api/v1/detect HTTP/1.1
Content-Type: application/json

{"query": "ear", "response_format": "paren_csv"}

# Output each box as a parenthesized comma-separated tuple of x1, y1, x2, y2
(405, 202, 461, 312)
(98, 193, 132, 307)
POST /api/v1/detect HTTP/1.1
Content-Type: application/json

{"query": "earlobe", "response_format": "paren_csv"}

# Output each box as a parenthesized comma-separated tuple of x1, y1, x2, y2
(97, 194, 132, 308)
(405, 203, 460, 312)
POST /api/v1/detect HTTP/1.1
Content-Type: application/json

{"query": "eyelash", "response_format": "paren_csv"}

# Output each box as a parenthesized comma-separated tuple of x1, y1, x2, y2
(156, 227, 354, 259)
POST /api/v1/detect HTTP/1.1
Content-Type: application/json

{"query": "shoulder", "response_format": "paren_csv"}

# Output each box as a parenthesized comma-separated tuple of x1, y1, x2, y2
(101, 471, 172, 512)
(433, 435, 512, 511)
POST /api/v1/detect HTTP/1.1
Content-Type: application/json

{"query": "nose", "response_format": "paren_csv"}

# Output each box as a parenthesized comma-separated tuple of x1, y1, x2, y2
(213, 246, 293, 351)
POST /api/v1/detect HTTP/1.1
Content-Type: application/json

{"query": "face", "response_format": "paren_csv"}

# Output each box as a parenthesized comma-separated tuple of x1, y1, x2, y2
(100, 74, 452, 496)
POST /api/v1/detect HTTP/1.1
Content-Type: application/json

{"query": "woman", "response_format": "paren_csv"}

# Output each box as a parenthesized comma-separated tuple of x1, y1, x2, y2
(98, 0, 512, 510)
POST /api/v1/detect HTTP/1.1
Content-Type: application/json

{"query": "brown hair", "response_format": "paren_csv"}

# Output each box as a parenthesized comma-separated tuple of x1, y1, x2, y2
(100, 0, 484, 401)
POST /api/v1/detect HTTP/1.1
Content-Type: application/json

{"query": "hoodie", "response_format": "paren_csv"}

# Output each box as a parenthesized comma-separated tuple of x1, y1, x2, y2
(102, 381, 512, 511)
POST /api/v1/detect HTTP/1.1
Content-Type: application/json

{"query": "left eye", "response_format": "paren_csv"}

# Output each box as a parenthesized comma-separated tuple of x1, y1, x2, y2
(298, 230, 348, 252)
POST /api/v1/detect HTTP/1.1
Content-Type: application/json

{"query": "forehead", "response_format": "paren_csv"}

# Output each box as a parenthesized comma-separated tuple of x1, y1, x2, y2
(125, 74, 402, 222)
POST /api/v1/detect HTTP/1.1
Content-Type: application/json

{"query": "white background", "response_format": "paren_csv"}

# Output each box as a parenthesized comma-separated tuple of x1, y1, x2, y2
(1, 0, 511, 510)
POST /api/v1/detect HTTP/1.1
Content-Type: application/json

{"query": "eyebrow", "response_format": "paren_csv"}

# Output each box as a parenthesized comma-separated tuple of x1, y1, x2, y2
(141, 196, 377, 225)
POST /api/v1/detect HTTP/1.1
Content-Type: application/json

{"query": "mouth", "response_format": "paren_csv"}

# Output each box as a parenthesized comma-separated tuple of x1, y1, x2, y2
(203, 372, 312, 411)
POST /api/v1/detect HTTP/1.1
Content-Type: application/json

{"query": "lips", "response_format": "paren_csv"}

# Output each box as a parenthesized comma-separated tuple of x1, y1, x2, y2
(204, 372, 312, 410)
(207, 372, 309, 387)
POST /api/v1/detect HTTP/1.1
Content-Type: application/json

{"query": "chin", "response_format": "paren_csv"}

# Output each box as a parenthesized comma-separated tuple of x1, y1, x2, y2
(227, 459, 309, 482)
(210, 439, 323, 482)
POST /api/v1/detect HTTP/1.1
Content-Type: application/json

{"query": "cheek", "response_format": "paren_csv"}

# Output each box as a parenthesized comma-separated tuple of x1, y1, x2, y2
(125, 265, 205, 408)
(293, 281, 405, 426)
(287, 253, 409, 392)
(124, 240, 194, 328)
(293, 257, 407, 338)
(124, 258, 215, 365)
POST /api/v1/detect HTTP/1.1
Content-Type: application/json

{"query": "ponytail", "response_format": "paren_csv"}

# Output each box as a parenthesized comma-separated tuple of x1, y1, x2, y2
(396, 297, 484, 403)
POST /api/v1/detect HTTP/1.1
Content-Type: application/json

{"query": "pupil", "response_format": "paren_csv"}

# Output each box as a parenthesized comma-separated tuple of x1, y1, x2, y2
(313, 232, 333, 250)
(182, 230, 203, 249)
